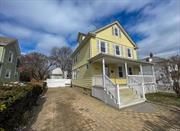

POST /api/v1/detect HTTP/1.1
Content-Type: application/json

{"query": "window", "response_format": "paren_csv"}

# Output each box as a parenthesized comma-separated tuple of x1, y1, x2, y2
(118, 66, 124, 77)
(5, 69, 11, 78)
(115, 45, 121, 56)
(128, 67, 133, 75)
(115, 28, 119, 36)
(8, 51, 13, 63)
(100, 41, 107, 53)
(113, 26, 120, 37)
(0, 65, 2, 76)
(127, 48, 132, 58)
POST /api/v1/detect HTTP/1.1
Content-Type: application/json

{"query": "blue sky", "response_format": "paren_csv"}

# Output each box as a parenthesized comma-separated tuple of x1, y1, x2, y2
(0, 0, 180, 57)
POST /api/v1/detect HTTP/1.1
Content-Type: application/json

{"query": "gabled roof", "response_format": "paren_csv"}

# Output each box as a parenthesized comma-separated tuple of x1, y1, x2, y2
(0, 36, 21, 56)
(92, 21, 138, 49)
(72, 21, 138, 57)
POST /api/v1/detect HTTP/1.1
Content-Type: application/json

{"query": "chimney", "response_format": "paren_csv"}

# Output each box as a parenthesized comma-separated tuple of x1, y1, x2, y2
(149, 52, 153, 62)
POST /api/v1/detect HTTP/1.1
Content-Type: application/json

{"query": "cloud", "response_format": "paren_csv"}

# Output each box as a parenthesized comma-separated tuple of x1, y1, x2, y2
(36, 34, 67, 55)
(0, 0, 179, 58)
(129, 0, 180, 57)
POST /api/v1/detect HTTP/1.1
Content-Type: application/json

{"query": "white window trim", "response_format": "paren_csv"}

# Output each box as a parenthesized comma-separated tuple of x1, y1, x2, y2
(5, 69, 11, 79)
(113, 26, 120, 37)
(114, 44, 122, 56)
(127, 48, 133, 58)
(99, 40, 108, 53)
(117, 65, 125, 78)
(8, 51, 14, 63)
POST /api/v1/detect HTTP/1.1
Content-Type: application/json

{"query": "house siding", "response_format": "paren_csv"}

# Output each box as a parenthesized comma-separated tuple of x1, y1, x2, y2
(72, 22, 140, 88)
(0, 43, 19, 83)
(90, 24, 138, 59)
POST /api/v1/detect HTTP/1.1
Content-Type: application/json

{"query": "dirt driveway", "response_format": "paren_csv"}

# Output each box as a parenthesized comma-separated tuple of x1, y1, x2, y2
(28, 87, 180, 131)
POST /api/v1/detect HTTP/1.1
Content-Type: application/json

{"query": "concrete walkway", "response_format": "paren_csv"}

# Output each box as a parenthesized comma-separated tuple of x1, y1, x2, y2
(28, 87, 180, 131)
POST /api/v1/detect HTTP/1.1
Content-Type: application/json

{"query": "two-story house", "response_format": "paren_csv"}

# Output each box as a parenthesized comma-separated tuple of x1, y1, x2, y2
(0, 36, 21, 83)
(71, 21, 156, 109)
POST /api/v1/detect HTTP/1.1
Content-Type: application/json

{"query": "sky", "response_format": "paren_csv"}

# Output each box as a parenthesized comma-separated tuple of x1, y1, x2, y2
(0, 0, 180, 58)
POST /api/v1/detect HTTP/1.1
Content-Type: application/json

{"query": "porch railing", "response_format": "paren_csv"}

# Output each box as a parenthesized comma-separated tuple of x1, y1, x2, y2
(92, 75, 120, 105)
(127, 75, 156, 98)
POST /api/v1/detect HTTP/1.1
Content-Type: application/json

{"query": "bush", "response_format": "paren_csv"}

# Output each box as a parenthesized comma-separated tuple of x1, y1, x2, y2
(20, 71, 31, 82)
(0, 84, 44, 131)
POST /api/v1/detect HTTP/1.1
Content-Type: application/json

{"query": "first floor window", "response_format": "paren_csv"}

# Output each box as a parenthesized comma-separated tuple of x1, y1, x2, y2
(100, 41, 106, 53)
(118, 66, 124, 77)
(5, 69, 11, 78)
(127, 48, 132, 58)
(128, 67, 133, 75)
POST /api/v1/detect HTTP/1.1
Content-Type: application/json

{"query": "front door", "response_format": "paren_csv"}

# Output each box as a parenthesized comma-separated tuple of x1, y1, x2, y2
(105, 65, 110, 77)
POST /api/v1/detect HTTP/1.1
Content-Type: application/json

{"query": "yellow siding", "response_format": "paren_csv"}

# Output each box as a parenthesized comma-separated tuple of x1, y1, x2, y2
(90, 23, 138, 59)
(72, 61, 92, 89)
(73, 41, 90, 70)
(72, 22, 140, 89)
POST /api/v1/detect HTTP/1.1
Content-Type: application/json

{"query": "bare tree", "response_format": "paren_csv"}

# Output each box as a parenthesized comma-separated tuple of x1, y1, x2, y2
(20, 52, 55, 81)
(161, 55, 180, 97)
(51, 46, 72, 78)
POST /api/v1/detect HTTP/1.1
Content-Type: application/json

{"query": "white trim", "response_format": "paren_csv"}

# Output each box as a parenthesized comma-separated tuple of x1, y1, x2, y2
(114, 44, 122, 56)
(127, 48, 133, 58)
(5, 69, 11, 79)
(117, 65, 125, 78)
(99, 40, 108, 54)
(113, 25, 120, 37)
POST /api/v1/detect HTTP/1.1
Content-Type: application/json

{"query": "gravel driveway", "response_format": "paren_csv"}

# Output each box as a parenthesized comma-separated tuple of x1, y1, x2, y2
(28, 87, 180, 131)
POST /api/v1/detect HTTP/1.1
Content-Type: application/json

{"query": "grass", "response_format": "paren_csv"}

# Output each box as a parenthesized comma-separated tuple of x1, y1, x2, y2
(146, 92, 180, 108)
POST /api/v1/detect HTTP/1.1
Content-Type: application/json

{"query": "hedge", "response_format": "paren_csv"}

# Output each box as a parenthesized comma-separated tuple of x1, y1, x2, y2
(0, 84, 45, 131)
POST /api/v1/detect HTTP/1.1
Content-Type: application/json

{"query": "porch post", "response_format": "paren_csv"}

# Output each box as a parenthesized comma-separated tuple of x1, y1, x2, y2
(140, 64, 146, 99)
(125, 62, 128, 77)
(140, 64, 143, 75)
(152, 65, 157, 92)
(102, 58, 106, 90)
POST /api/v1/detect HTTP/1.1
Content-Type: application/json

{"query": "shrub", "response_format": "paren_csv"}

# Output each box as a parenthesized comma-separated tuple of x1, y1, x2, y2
(0, 84, 44, 131)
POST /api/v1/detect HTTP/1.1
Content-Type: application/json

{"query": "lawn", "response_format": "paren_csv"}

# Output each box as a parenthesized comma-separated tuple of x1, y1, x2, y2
(146, 92, 180, 108)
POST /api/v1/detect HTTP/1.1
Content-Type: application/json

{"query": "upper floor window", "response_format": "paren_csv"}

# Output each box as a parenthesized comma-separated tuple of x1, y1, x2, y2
(8, 51, 13, 63)
(5, 69, 11, 78)
(113, 26, 120, 37)
(115, 45, 121, 56)
(100, 41, 107, 53)
(127, 48, 132, 58)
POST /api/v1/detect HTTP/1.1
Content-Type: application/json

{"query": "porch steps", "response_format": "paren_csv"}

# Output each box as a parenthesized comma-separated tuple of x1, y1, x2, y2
(119, 88, 144, 106)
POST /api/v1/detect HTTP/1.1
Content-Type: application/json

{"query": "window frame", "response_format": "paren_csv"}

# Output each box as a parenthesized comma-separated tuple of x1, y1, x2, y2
(8, 51, 13, 63)
(99, 40, 108, 53)
(128, 67, 133, 75)
(114, 44, 122, 56)
(5, 69, 11, 79)
(127, 48, 132, 58)
(113, 27, 120, 37)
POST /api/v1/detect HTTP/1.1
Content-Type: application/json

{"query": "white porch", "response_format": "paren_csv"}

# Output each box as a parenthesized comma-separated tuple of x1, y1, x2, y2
(89, 53, 157, 109)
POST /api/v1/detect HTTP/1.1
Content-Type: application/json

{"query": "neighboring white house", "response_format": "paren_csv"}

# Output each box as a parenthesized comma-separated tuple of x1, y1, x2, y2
(50, 68, 63, 79)
(47, 67, 71, 88)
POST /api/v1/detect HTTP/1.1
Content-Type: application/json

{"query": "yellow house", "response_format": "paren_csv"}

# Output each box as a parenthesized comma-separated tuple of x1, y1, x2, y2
(71, 21, 156, 108)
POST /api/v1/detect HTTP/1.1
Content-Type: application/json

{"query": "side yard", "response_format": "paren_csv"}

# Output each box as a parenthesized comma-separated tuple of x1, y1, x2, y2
(146, 92, 180, 108)
(28, 87, 180, 131)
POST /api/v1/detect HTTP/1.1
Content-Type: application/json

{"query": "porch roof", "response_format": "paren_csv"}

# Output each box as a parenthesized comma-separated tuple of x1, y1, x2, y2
(88, 53, 153, 65)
